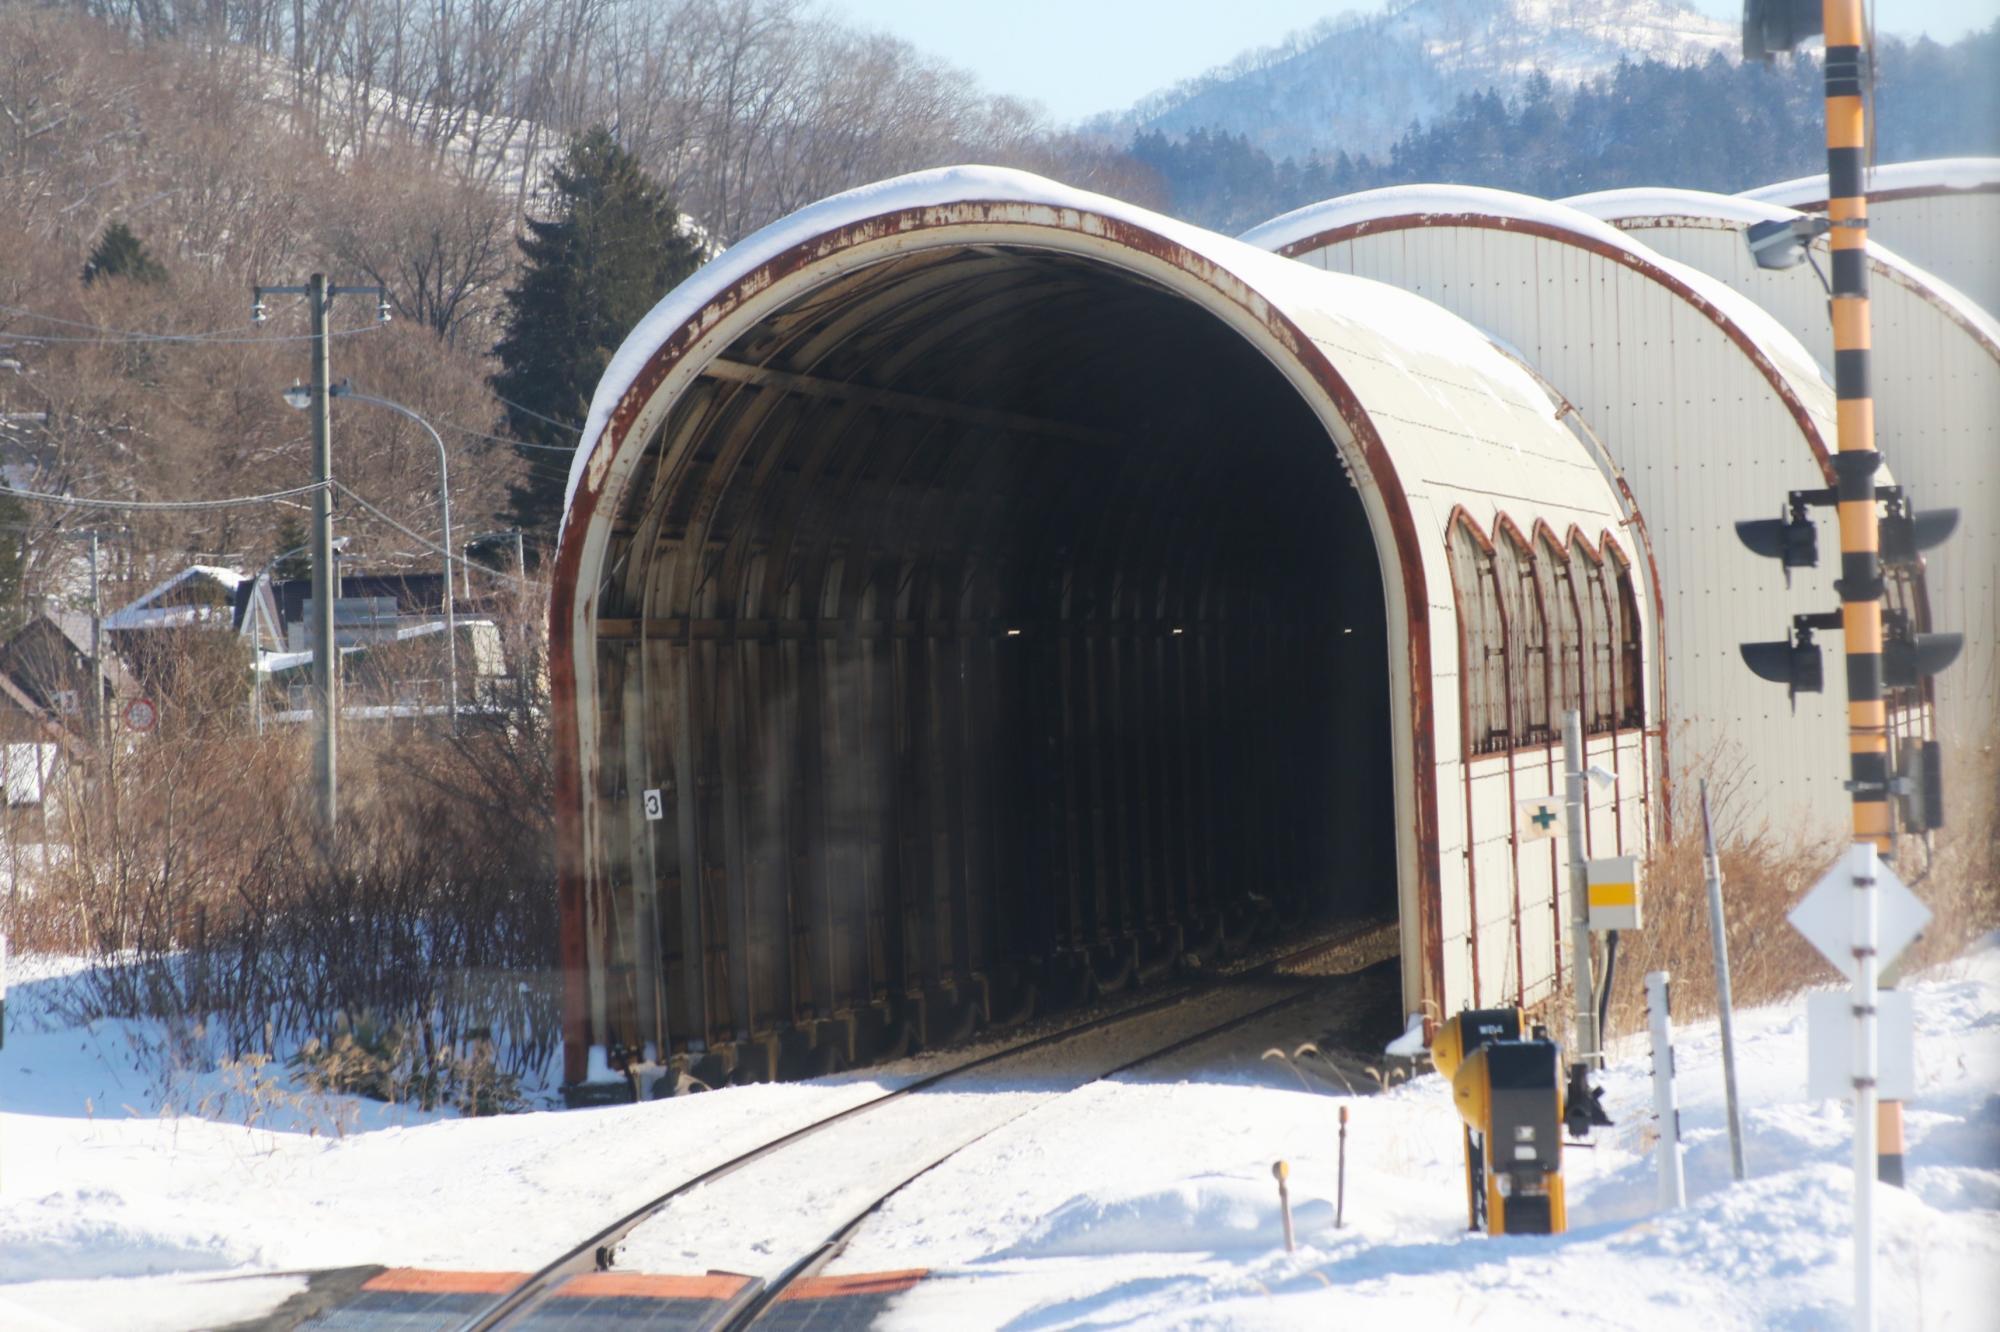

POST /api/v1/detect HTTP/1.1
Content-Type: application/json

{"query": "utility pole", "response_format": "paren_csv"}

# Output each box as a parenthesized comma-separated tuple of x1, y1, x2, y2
(308, 273, 337, 828)
(1562, 709, 1599, 1069)
(254, 276, 389, 832)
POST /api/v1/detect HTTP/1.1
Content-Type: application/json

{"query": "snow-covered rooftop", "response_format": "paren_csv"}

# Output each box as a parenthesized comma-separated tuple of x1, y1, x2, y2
(1740, 156, 2000, 207)
(1237, 183, 1834, 401)
(564, 166, 1574, 528)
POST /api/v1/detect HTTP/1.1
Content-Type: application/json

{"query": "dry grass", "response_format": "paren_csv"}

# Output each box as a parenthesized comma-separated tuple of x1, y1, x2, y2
(1603, 727, 2000, 1040)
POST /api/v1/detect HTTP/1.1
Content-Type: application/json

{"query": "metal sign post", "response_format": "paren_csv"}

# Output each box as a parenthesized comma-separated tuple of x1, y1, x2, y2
(1700, 781, 1748, 1182)
(1789, 842, 1930, 1332)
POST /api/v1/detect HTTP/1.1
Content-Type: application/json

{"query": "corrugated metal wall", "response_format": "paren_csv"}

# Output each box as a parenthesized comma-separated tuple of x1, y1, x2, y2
(1601, 216, 1999, 751)
(1285, 218, 1854, 839)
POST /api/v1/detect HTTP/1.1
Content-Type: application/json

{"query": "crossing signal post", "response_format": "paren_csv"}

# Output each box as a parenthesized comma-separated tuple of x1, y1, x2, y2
(1742, 5, 1965, 1327)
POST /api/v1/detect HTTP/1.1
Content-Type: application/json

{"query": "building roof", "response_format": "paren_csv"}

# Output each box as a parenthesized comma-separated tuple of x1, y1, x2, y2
(1739, 156, 2000, 208)
(102, 565, 246, 631)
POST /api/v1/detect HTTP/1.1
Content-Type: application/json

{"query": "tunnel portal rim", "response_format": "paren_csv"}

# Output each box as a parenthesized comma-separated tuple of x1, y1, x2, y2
(549, 201, 1448, 1085)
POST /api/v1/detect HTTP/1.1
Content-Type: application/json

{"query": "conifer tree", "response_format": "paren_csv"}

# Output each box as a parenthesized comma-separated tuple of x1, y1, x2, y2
(80, 221, 166, 286)
(492, 127, 704, 543)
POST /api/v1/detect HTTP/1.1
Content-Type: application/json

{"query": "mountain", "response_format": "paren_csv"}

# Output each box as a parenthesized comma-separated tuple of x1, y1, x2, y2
(1107, 0, 1738, 161)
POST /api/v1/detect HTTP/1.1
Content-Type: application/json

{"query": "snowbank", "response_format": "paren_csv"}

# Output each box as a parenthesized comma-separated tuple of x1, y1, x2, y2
(2, 940, 1996, 1328)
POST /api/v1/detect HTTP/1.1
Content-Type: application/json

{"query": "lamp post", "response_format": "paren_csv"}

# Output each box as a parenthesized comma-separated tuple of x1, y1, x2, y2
(283, 383, 457, 735)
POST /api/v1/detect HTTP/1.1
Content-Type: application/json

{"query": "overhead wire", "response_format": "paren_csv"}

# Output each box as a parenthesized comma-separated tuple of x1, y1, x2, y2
(494, 394, 583, 434)
(0, 302, 383, 346)
(334, 481, 531, 586)
(0, 479, 332, 511)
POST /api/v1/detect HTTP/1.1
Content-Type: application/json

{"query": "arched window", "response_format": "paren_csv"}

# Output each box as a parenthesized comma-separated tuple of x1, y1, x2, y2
(1605, 539, 1645, 730)
(1448, 515, 1510, 756)
(1571, 534, 1617, 734)
(1535, 528, 1585, 727)
(1493, 522, 1550, 745)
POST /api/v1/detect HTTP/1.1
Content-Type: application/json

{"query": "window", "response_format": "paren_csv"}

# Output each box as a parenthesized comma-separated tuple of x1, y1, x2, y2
(1572, 535, 1617, 734)
(1493, 524, 1550, 745)
(1448, 515, 1509, 756)
(1535, 529, 1585, 726)
(1605, 540, 1645, 729)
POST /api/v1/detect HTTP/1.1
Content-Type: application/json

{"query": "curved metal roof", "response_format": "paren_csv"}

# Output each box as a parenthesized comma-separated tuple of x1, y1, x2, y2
(1238, 181, 1879, 836)
(552, 166, 1647, 1023)
(1566, 184, 1999, 739)
(1239, 183, 1835, 439)
(1564, 185, 2000, 352)
(1740, 156, 2000, 208)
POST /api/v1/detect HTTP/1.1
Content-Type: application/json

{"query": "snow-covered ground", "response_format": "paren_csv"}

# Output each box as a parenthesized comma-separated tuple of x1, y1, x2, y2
(2, 939, 1997, 1329)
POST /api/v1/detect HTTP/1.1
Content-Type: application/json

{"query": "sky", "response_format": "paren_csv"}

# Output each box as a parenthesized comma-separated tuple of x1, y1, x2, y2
(828, 0, 1999, 124)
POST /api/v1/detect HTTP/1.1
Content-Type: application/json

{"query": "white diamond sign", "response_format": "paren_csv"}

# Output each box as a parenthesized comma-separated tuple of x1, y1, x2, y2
(1788, 844, 1931, 982)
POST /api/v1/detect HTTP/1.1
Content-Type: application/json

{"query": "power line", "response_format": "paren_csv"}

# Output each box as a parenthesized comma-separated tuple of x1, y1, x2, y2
(0, 479, 331, 511)
(437, 419, 580, 454)
(495, 394, 582, 435)
(334, 481, 531, 586)
(0, 301, 383, 346)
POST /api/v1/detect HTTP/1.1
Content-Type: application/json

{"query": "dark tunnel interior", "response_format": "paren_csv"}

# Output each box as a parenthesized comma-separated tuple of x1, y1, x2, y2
(591, 244, 1396, 1079)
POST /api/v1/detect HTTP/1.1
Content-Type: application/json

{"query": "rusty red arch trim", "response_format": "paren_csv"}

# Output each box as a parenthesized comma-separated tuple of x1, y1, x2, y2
(1273, 213, 1836, 483)
(549, 202, 1454, 1081)
(1598, 213, 2000, 370)
(1445, 504, 1498, 555)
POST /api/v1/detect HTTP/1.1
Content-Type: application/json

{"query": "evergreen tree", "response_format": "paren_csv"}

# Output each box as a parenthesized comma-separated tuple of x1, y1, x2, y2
(271, 515, 312, 582)
(81, 221, 166, 286)
(492, 127, 704, 542)
(0, 492, 25, 633)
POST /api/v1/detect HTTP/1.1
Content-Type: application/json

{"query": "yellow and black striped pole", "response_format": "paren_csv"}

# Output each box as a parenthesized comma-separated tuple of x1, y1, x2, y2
(1822, 0, 1906, 1188)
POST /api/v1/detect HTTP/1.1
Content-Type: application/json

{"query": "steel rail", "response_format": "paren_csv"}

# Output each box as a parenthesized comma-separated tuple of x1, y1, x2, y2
(713, 963, 1368, 1331)
(456, 920, 1383, 1332)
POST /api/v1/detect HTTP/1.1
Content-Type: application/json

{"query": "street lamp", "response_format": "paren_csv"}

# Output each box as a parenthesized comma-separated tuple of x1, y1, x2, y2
(283, 382, 458, 734)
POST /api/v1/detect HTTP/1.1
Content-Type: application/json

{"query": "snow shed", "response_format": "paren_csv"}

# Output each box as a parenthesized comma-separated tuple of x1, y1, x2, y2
(1568, 187, 1999, 750)
(549, 169, 1653, 1092)
(1243, 185, 1932, 840)
(1741, 158, 2000, 321)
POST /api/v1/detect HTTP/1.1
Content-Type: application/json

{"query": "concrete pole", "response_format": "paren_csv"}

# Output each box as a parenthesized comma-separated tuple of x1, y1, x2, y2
(1562, 709, 1599, 1067)
(86, 530, 104, 750)
(308, 274, 338, 830)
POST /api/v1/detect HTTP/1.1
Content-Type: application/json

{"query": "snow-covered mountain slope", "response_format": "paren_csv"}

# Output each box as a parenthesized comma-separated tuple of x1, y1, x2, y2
(1113, 0, 1739, 161)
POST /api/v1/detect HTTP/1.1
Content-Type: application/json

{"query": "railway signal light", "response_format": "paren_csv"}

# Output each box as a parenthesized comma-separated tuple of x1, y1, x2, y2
(1735, 505, 1818, 582)
(1878, 499, 1958, 567)
(1431, 1008, 1579, 1236)
(1739, 615, 1831, 703)
(1742, 0, 1822, 63)
(1881, 625, 1963, 690)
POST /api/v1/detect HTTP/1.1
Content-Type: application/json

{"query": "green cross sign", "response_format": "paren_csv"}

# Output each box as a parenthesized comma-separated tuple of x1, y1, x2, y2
(1530, 805, 1557, 830)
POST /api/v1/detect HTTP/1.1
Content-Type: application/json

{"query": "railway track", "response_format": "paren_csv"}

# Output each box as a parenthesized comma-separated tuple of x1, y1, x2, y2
(456, 920, 1394, 1331)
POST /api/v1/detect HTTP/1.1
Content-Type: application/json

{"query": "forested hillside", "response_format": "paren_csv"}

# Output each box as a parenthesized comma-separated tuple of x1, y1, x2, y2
(1132, 28, 2000, 233)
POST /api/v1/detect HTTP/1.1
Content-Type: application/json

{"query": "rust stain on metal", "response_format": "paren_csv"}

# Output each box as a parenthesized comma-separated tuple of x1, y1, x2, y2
(553, 194, 1454, 1059)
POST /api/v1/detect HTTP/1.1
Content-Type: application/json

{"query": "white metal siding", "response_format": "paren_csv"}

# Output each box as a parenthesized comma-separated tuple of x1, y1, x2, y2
(1293, 224, 1852, 838)
(1601, 218, 1999, 746)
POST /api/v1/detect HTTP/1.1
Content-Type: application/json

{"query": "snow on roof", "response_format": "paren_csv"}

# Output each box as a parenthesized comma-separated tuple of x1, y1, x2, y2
(563, 166, 1565, 527)
(103, 564, 247, 631)
(257, 617, 498, 674)
(1237, 183, 1833, 403)
(1565, 186, 2000, 353)
(1740, 157, 2000, 207)
(1562, 186, 1797, 227)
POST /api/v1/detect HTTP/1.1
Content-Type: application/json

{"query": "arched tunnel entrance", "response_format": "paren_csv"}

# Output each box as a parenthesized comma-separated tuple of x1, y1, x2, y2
(574, 240, 1399, 1082)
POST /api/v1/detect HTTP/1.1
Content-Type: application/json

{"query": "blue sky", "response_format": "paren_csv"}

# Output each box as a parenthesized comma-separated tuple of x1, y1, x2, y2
(829, 0, 1997, 123)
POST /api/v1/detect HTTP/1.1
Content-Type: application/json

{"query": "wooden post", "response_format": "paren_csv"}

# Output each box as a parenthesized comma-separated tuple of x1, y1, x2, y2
(1273, 1160, 1295, 1253)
